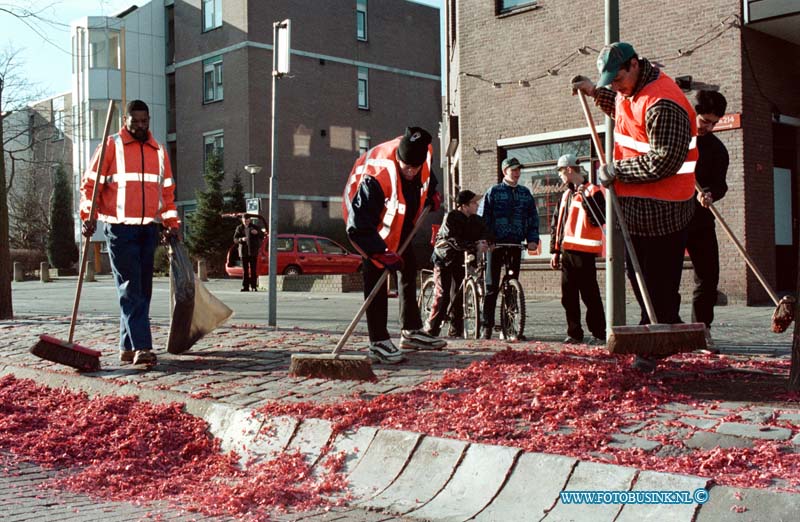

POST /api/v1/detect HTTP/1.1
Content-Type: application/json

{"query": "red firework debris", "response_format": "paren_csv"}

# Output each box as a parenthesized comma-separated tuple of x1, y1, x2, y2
(257, 347, 800, 492)
(0, 375, 348, 520)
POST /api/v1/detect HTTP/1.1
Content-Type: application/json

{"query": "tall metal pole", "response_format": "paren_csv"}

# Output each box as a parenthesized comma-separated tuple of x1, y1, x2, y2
(267, 22, 280, 327)
(605, 0, 625, 335)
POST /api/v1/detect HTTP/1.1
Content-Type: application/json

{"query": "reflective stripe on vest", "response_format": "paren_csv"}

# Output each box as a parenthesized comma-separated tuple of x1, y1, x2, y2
(612, 72, 698, 201)
(97, 134, 167, 225)
(557, 187, 603, 254)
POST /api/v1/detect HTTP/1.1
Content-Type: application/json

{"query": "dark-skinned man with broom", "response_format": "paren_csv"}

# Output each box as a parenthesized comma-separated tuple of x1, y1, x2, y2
(343, 127, 446, 364)
(572, 42, 698, 372)
(80, 100, 180, 367)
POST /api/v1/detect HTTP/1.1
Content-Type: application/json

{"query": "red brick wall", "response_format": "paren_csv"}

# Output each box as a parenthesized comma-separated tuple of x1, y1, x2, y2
(451, 0, 798, 303)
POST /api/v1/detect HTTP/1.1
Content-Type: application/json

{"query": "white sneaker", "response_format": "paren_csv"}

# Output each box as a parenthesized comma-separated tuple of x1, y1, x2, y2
(400, 329, 448, 351)
(369, 339, 405, 364)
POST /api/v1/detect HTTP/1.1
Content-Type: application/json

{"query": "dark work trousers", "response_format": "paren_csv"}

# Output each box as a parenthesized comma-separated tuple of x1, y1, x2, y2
(561, 250, 606, 340)
(625, 228, 688, 325)
(427, 260, 466, 333)
(482, 247, 522, 328)
(686, 221, 719, 328)
(362, 246, 422, 342)
(242, 256, 258, 290)
(104, 223, 158, 351)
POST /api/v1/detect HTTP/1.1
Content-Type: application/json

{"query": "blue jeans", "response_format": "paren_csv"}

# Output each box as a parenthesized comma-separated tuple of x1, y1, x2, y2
(104, 223, 158, 351)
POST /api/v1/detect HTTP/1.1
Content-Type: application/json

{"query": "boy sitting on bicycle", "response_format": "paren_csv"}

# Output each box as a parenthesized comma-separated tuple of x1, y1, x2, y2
(480, 157, 540, 340)
(550, 154, 606, 345)
(424, 190, 492, 338)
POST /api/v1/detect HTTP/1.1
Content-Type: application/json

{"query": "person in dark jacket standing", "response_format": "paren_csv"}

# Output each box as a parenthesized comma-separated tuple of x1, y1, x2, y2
(550, 154, 606, 345)
(425, 190, 493, 338)
(343, 127, 446, 364)
(234, 214, 264, 292)
(686, 90, 729, 347)
(479, 157, 540, 339)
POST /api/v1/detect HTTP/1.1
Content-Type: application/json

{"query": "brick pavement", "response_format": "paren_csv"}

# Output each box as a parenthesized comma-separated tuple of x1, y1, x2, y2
(2, 280, 799, 520)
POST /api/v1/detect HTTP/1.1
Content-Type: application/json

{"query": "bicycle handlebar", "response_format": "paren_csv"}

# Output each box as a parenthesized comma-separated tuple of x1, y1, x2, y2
(492, 243, 525, 249)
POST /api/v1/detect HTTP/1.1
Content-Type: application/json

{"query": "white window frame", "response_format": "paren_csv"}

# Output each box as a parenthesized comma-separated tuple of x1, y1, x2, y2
(357, 135, 371, 155)
(497, 0, 538, 14)
(203, 130, 224, 165)
(356, 0, 368, 41)
(203, 56, 223, 103)
(357, 67, 369, 110)
(202, 0, 223, 32)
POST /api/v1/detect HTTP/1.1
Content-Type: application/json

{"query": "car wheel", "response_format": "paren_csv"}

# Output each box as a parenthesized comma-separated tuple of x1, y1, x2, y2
(283, 265, 301, 276)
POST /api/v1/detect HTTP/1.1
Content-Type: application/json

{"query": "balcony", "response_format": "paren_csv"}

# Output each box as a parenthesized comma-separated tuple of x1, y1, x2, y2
(744, 0, 800, 45)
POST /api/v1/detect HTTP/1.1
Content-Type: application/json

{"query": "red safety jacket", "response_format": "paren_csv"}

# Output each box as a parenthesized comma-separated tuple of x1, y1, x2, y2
(342, 136, 432, 253)
(555, 183, 604, 255)
(80, 128, 179, 228)
(613, 72, 698, 201)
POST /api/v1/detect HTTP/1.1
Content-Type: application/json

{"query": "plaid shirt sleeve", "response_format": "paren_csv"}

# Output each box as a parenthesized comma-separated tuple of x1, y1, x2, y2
(615, 100, 691, 184)
(594, 87, 617, 118)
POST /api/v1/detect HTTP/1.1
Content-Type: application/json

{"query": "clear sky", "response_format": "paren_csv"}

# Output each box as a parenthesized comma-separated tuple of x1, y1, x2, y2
(2, 0, 444, 104)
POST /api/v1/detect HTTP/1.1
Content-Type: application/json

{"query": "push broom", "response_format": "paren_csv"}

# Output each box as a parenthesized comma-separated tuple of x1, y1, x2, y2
(30, 100, 116, 371)
(695, 183, 795, 333)
(289, 206, 431, 380)
(577, 92, 707, 355)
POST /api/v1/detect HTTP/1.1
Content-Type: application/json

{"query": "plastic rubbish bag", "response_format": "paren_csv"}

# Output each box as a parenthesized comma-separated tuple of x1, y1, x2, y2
(166, 238, 233, 354)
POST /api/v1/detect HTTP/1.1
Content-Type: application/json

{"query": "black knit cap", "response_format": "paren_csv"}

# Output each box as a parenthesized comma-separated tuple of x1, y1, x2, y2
(126, 99, 150, 115)
(397, 126, 432, 167)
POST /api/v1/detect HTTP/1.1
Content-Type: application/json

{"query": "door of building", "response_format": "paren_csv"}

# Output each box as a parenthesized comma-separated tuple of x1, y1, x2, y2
(773, 123, 798, 293)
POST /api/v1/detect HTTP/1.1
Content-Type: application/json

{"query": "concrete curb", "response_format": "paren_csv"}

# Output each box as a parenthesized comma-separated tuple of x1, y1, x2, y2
(4, 364, 800, 521)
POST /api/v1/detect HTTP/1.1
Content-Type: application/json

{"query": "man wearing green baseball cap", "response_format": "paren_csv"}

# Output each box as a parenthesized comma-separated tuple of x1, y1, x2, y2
(571, 42, 699, 372)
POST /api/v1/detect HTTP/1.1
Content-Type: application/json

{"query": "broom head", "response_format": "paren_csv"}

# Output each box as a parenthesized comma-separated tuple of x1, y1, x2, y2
(771, 295, 796, 333)
(289, 353, 376, 381)
(607, 322, 706, 356)
(31, 334, 102, 372)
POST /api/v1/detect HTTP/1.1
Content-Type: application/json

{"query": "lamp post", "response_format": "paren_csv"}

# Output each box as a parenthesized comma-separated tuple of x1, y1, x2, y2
(244, 164, 262, 200)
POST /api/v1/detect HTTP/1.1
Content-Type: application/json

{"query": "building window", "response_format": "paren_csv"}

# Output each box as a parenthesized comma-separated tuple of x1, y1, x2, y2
(357, 135, 370, 155)
(497, 0, 537, 14)
(204, 131, 224, 165)
(88, 29, 120, 69)
(89, 100, 121, 139)
(501, 137, 600, 258)
(52, 98, 65, 141)
(357, 67, 369, 109)
(356, 0, 368, 41)
(166, 4, 175, 64)
(202, 0, 222, 31)
(203, 56, 223, 103)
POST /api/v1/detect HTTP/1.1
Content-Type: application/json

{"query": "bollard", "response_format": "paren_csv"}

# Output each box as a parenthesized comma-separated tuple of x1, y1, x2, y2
(40, 261, 51, 283)
(85, 260, 96, 282)
(13, 262, 23, 282)
(197, 259, 208, 282)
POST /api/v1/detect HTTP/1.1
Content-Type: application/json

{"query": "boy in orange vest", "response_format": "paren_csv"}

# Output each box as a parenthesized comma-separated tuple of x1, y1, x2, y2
(550, 154, 606, 345)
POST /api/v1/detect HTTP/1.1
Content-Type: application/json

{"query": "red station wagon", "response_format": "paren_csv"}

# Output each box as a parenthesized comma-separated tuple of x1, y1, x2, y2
(225, 233, 363, 277)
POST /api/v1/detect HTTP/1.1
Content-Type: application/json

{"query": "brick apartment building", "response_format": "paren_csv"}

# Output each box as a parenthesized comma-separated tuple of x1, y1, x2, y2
(167, 0, 442, 243)
(442, 0, 800, 304)
(70, 0, 441, 249)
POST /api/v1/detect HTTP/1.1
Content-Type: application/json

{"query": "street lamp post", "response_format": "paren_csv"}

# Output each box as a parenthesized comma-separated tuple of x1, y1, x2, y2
(244, 164, 262, 200)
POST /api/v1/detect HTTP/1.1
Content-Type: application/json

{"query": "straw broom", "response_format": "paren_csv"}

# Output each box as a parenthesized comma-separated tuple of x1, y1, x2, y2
(289, 206, 432, 380)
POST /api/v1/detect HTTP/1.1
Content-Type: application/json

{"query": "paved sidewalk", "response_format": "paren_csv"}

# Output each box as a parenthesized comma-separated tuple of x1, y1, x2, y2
(2, 277, 799, 521)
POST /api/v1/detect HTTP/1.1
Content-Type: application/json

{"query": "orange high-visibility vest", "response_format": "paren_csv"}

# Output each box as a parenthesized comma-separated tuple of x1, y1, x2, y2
(555, 183, 604, 255)
(342, 136, 432, 253)
(80, 128, 179, 228)
(613, 72, 698, 201)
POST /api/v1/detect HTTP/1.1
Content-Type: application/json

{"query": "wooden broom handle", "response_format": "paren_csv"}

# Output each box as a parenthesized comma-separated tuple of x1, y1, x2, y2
(332, 205, 432, 356)
(69, 100, 115, 343)
(696, 183, 780, 306)
(578, 92, 660, 324)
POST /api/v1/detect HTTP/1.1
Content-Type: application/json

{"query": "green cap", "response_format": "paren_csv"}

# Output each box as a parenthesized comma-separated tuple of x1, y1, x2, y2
(596, 42, 636, 87)
(501, 157, 522, 171)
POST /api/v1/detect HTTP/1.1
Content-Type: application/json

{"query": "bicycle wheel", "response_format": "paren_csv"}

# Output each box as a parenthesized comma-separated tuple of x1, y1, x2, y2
(463, 279, 481, 339)
(500, 279, 526, 341)
(418, 276, 436, 323)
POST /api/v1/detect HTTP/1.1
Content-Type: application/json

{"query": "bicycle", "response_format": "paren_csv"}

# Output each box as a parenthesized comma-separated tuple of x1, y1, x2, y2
(418, 243, 527, 341)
